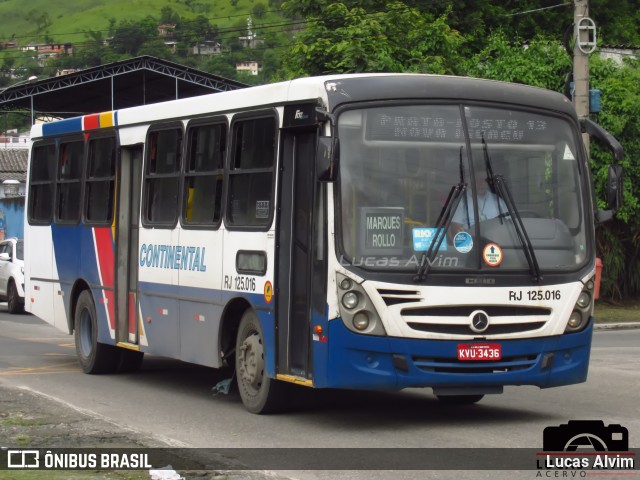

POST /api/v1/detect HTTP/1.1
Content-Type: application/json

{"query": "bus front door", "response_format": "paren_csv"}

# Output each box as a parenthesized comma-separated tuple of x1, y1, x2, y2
(115, 145, 143, 347)
(276, 130, 326, 381)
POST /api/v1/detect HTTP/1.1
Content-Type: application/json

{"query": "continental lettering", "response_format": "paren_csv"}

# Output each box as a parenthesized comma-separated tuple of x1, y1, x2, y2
(139, 244, 207, 272)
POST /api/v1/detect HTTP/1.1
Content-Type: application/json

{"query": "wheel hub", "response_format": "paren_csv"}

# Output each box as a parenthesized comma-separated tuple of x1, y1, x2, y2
(239, 333, 263, 390)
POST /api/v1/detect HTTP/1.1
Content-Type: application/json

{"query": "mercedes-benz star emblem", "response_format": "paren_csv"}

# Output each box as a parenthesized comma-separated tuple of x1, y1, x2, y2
(470, 311, 490, 333)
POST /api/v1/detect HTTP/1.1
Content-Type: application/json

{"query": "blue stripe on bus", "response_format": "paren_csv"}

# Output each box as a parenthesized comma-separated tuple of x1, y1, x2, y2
(51, 224, 110, 342)
(42, 117, 83, 137)
(324, 318, 593, 390)
(136, 281, 276, 372)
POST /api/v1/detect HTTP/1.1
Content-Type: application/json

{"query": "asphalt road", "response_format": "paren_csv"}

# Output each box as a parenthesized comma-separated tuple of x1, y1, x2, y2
(0, 308, 638, 480)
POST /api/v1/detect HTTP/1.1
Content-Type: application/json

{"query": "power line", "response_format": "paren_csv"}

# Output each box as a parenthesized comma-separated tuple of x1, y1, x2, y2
(503, 2, 571, 17)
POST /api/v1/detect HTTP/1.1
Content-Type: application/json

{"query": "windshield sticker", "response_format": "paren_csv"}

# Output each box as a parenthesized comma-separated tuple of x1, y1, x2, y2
(483, 243, 503, 267)
(413, 228, 448, 252)
(359, 207, 404, 255)
(563, 145, 575, 160)
(453, 231, 473, 253)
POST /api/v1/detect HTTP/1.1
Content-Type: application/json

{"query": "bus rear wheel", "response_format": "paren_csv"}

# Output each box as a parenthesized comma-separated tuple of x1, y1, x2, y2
(436, 394, 484, 405)
(235, 310, 287, 414)
(74, 290, 118, 374)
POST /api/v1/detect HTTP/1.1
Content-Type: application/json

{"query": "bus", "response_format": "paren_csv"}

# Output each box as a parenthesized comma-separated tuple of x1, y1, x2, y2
(24, 74, 623, 413)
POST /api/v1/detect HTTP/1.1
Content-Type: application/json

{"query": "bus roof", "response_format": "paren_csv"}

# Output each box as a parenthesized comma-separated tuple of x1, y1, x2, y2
(30, 73, 576, 139)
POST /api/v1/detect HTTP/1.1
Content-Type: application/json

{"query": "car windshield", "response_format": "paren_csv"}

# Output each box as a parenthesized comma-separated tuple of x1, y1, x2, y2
(16, 240, 24, 260)
(337, 104, 588, 273)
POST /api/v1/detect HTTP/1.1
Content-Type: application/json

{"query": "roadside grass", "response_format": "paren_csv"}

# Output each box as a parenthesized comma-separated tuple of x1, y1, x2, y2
(2, 418, 49, 427)
(594, 299, 640, 323)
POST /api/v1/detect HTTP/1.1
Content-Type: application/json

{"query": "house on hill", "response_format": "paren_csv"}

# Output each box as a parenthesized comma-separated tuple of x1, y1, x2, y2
(0, 148, 27, 240)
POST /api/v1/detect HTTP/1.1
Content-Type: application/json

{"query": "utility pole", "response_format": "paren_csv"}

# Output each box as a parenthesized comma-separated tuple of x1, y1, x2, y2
(573, 0, 594, 156)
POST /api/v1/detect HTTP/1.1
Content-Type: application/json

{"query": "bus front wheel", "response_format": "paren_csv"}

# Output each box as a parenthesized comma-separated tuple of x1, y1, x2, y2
(235, 310, 287, 414)
(74, 290, 118, 374)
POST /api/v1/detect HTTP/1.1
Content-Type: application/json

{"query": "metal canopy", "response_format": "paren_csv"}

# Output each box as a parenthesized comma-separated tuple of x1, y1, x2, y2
(0, 55, 249, 120)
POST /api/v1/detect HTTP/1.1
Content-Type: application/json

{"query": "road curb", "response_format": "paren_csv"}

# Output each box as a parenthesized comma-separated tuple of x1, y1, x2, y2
(594, 322, 640, 330)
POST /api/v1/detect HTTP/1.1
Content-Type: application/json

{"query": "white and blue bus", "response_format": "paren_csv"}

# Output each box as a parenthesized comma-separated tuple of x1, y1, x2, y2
(24, 74, 623, 413)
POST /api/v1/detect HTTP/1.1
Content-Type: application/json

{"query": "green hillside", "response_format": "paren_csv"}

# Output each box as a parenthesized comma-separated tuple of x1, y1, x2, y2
(0, 0, 273, 44)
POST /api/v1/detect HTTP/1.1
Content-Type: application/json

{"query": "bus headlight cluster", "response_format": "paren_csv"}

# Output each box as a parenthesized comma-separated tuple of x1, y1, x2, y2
(565, 279, 595, 333)
(336, 273, 386, 336)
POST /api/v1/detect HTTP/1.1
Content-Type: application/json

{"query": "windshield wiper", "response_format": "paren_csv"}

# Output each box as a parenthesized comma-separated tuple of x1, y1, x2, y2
(482, 135, 542, 282)
(414, 147, 467, 283)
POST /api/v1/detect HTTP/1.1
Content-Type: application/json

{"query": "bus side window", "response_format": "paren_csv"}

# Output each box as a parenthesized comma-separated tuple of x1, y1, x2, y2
(28, 143, 57, 225)
(143, 127, 182, 227)
(226, 115, 276, 228)
(182, 122, 226, 226)
(56, 139, 84, 224)
(85, 136, 116, 224)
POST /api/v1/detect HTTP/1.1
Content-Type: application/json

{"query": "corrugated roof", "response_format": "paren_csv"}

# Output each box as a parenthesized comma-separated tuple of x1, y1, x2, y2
(0, 149, 27, 182)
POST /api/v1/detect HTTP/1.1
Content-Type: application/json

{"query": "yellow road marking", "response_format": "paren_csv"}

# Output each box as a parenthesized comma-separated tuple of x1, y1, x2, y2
(0, 361, 79, 376)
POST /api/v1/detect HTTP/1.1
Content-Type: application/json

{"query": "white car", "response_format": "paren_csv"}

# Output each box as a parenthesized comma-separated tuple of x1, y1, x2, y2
(0, 238, 25, 314)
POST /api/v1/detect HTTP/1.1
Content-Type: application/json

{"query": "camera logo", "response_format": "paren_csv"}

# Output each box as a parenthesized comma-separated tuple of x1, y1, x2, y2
(7, 450, 40, 468)
(543, 420, 629, 451)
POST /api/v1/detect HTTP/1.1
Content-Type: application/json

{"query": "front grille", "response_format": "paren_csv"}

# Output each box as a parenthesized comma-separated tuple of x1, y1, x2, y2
(402, 305, 551, 317)
(376, 288, 422, 306)
(401, 304, 550, 336)
(413, 354, 539, 374)
(407, 321, 546, 335)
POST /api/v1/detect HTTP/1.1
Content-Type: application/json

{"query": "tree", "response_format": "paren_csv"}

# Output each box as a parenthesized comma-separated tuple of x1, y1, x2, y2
(588, 56, 640, 298)
(281, 2, 463, 77)
(160, 7, 181, 25)
(252, 3, 268, 19)
(111, 18, 158, 56)
(463, 32, 571, 91)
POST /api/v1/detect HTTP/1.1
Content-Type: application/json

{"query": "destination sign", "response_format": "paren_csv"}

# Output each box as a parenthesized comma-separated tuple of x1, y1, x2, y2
(365, 107, 550, 144)
(359, 207, 404, 255)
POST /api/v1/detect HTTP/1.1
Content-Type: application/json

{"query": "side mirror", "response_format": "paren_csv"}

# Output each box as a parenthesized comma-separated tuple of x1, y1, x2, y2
(595, 164, 623, 222)
(580, 119, 624, 162)
(0, 252, 10, 261)
(316, 136, 339, 182)
(606, 164, 623, 211)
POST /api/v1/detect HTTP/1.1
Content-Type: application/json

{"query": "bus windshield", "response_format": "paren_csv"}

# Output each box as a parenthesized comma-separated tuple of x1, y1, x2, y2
(338, 104, 588, 273)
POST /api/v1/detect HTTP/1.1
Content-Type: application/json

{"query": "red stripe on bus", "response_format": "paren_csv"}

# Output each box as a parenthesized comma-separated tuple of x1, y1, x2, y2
(94, 227, 116, 330)
(84, 114, 100, 130)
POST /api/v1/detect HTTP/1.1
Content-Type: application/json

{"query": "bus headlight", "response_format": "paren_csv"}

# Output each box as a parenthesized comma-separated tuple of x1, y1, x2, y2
(336, 273, 386, 336)
(342, 292, 359, 310)
(568, 311, 583, 329)
(353, 311, 370, 330)
(565, 279, 594, 333)
(576, 292, 591, 309)
(340, 278, 353, 290)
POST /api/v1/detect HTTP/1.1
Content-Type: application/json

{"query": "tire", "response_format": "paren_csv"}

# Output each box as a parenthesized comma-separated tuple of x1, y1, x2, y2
(235, 309, 288, 414)
(436, 394, 484, 405)
(116, 348, 144, 373)
(7, 281, 24, 314)
(74, 290, 118, 374)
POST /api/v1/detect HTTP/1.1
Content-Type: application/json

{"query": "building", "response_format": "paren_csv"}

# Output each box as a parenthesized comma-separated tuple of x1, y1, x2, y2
(0, 131, 30, 149)
(158, 24, 176, 39)
(0, 149, 27, 240)
(235, 61, 262, 76)
(193, 41, 223, 56)
(599, 45, 640, 65)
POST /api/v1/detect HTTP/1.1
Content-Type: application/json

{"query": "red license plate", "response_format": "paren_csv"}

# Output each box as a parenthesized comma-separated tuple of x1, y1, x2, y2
(457, 343, 502, 361)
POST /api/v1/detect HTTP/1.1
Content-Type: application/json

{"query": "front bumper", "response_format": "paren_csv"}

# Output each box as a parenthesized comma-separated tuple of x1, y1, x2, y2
(322, 318, 593, 391)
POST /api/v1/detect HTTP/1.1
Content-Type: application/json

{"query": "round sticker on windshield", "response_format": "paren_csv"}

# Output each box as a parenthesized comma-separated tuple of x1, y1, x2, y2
(453, 232, 473, 253)
(483, 243, 503, 267)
